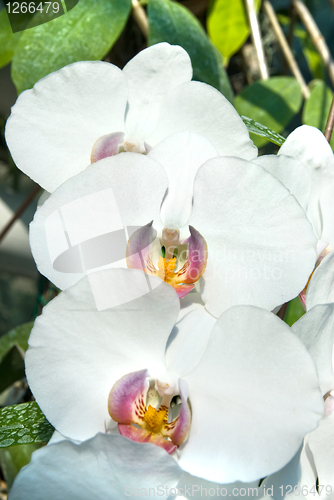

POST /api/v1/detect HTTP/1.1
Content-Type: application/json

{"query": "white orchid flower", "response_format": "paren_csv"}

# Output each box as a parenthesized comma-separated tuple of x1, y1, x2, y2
(25, 267, 323, 484)
(254, 125, 334, 306)
(5, 43, 256, 193)
(29, 130, 317, 316)
(257, 300, 334, 499)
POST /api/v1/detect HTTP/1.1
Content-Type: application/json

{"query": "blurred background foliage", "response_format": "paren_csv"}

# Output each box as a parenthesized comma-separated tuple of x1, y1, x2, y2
(0, 0, 334, 495)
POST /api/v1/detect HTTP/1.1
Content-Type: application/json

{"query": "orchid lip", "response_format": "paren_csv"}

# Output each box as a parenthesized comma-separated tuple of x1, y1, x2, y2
(108, 370, 191, 454)
(126, 222, 208, 298)
(91, 132, 151, 163)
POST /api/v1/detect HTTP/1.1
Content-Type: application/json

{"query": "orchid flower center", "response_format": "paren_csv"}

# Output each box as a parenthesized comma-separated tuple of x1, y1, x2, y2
(126, 223, 208, 298)
(90, 132, 152, 163)
(108, 369, 191, 454)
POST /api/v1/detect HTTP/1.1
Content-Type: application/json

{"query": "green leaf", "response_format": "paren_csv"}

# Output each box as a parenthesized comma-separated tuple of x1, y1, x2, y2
(207, 0, 261, 59)
(148, 0, 234, 102)
(0, 346, 25, 394)
(0, 322, 33, 363)
(11, 0, 132, 93)
(0, 402, 54, 447)
(303, 80, 334, 150)
(241, 116, 285, 146)
(0, 8, 22, 68)
(235, 76, 302, 147)
(0, 442, 42, 488)
(284, 297, 305, 327)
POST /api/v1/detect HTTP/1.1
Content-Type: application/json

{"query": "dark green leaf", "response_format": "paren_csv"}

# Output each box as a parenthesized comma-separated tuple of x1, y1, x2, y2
(0, 402, 54, 447)
(0, 346, 25, 394)
(0, 442, 42, 488)
(207, 0, 261, 59)
(241, 116, 285, 146)
(0, 322, 33, 363)
(303, 80, 334, 150)
(12, 0, 132, 93)
(235, 77, 302, 147)
(148, 0, 234, 101)
(0, 8, 22, 68)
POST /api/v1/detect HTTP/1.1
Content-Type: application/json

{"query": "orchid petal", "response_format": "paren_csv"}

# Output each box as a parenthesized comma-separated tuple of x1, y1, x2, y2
(179, 306, 323, 483)
(177, 226, 208, 284)
(307, 411, 334, 497)
(123, 43, 192, 139)
(190, 156, 317, 316)
(292, 304, 334, 396)
(307, 252, 334, 308)
(174, 473, 259, 500)
(30, 153, 168, 290)
(108, 369, 149, 425)
(25, 269, 180, 441)
(9, 434, 183, 500)
(147, 81, 257, 160)
(5, 62, 128, 192)
(253, 154, 312, 212)
(258, 444, 317, 499)
(278, 125, 334, 179)
(165, 294, 216, 377)
(318, 183, 334, 245)
(148, 131, 218, 227)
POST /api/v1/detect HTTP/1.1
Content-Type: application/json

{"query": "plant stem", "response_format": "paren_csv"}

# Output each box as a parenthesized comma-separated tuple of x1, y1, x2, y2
(132, 0, 149, 38)
(244, 0, 269, 79)
(293, 0, 334, 87)
(324, 93, 334, 143)
(0, 184, 41, 245)
(263, 0, 309, 98)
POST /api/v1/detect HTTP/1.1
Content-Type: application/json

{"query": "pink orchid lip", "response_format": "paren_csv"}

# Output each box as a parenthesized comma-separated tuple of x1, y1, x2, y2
(91, 132, 125, 163)
(108, 370, 191, 454)
(91, 132, 152, 163)
(126, 222, 208, 298)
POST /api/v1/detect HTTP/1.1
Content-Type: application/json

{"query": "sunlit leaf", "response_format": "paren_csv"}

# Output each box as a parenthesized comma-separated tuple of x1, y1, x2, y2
(11, 0, 132, 93)
(0, 322, 33, 362)
(235, 76, 302, 147)
(0, 402, 54, 447)
(207, 0, 261, 59)
(241, 116, 285, 146)
(0, 8, 22, 68)
(303, 80, 334, 150)
(284, 297, 305, 327)
(148, 0, 234, 102)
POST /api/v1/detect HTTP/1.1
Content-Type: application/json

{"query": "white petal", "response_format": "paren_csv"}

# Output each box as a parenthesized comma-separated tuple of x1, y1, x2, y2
(179, 306, 323, 483)
(307, 252, 334, 308)
(9, 434, 182, 500)
(292, 304, 334, 396)
(25, 269, 179, 440)
(190, 156, 317, 316)
(253, 154, 312, 212)
(5, 62, 128, 192)
(308, 411, 334, 498)
(279, 125, 334, 178)
(318, 183, 334, 246)
(29, 153, 168, 290)
(165, 293, 216, 377)
(148, 132, 218, 227)
(173, 472, 259, 499)
(258, 444, 317, 499)
(123, 43, 192, 139)
(147, 81, 257, 159)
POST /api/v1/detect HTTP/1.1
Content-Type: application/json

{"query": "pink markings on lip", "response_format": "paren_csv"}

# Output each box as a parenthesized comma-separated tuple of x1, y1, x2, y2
(91, 131, 125, 163)
(118, 424, 178, 454)
(163, 379, 191, 446)
(108, 369, 148, 426)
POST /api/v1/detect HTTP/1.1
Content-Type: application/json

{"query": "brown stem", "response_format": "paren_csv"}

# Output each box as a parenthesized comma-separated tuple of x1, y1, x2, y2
(324, 93, 334, 142)
(0, 184, 41, 245)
